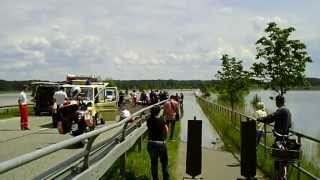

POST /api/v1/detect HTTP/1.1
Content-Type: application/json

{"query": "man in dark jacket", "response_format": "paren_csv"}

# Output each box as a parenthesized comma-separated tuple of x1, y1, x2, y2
(258, 95, 292, 179)
(257, 95, 292, 141)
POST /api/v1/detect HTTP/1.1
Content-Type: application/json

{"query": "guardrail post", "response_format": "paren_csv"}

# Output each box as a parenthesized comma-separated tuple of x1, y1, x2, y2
(82, 135, 98, 170)
(118, 120, 130, 177)
(120, 121, 129, 142)
(264, 124, 267, 154)
(297, 135, 301, 180)
(120, 152, 127, 176)
(137, 136, 142, 152)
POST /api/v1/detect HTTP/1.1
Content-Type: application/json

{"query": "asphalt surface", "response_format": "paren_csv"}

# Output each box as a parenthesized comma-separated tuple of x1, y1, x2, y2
(176, 91, 267, 179)
(0, 115, 123, 179)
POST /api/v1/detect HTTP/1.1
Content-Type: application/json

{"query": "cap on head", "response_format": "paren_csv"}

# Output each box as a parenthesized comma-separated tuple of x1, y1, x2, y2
(257, 102, 265, 110)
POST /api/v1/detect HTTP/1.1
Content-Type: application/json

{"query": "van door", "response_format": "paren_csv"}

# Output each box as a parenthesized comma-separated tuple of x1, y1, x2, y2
(94, 88, 119, 122)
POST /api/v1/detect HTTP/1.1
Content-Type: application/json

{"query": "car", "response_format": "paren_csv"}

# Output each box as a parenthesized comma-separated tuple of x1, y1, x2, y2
(31, 82, 59, 115)
(61, 83, 119, 125)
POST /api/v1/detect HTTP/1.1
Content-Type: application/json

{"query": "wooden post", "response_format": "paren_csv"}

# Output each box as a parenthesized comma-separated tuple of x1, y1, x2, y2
(120, 152, 126, 176)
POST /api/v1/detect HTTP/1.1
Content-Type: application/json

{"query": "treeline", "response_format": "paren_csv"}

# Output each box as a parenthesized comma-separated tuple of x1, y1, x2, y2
(0, 80, 34, 91)
(1, 78, 320, 92)
(113, 80, 218, 90)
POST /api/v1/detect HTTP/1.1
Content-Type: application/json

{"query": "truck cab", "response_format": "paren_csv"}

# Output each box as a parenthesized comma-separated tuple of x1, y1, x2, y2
(61, 83, 119, 124)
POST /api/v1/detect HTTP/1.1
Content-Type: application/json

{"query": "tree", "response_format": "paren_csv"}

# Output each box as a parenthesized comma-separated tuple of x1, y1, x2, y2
(103, 78, 116, 87)
(215, 54, 249, 110)
(252, 22, 312, 95)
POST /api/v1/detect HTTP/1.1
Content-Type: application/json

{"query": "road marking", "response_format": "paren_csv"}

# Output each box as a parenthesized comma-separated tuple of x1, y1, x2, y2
(39, 128, 49, 131)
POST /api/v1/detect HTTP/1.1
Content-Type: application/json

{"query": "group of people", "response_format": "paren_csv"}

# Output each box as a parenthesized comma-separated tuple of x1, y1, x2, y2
(128, 89, 184, 108)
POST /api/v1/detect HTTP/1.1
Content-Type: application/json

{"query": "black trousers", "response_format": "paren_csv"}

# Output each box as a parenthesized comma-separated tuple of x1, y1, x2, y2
(147, 142, 170, 180)
(168, 120, 176, 140)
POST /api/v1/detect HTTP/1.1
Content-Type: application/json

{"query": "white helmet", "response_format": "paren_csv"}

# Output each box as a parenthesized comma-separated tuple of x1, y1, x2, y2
(70, 86, 81, 98)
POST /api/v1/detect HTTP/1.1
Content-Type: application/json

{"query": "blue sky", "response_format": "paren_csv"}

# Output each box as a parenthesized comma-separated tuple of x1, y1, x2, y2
(0, 0, 319, 80)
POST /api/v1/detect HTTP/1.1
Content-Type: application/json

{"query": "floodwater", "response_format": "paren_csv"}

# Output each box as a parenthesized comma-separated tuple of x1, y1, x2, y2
(0, 92, 32, 106)
(244, 90, 320, 139)
(245, 90, 320, 167)
(209, 90, 320, 167)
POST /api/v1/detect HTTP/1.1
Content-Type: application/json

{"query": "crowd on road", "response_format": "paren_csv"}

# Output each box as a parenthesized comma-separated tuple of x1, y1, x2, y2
(13, 84, 299, 180)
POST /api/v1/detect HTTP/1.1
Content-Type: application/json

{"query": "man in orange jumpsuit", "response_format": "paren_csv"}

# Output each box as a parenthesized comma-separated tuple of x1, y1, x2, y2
(18, 85, 29, 130)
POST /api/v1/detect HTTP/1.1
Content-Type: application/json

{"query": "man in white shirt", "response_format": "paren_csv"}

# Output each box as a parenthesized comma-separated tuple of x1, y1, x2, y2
(53, 87, 68, 107)
(120, 105, 131, 121)
(254, 101, 267, 146)
(18, 85, 29, 130)
(52, 87, 68, 127)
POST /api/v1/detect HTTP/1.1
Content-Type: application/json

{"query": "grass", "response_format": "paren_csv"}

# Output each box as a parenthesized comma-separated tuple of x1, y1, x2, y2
(197, 97, 320, 180)
(102, 121, 181, 180)
(0, 106, 34, 120)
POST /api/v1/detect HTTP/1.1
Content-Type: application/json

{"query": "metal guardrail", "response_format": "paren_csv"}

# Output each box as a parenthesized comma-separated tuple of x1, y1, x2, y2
(0, 104, 34, 109)
(197, 96, 320, 180)
(0, 100, 168, 179)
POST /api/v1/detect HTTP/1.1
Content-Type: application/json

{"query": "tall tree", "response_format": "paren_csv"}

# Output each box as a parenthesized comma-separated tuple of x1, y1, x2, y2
(216, 54, 249, 110)
(252, 22, 312, 95)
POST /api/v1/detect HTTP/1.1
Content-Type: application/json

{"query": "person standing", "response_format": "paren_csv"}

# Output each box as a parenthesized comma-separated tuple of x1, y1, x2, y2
(18, 85, 29, 130)
(147, 105, 170, 180)
(53, 86, 68, 127)
(163, 95, 179, 140)
(257, 95, 292, 179)
(179, 92, 184, 109)
(119, 105, 131, 121)
(254, 101, 267, 146)
(257, 95, 292, 140)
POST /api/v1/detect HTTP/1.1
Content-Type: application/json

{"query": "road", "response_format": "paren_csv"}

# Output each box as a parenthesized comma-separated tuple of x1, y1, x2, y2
(176, 91, 267, 179)
(0, 115, 123, 179)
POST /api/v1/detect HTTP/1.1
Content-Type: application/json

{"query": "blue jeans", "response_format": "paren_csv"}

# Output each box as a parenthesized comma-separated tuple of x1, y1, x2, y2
(147, 141, 170, 180)
(256, 130, 263, 147)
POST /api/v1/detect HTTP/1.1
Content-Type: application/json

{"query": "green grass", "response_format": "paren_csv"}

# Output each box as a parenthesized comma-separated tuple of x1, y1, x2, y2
(197, 98, 320, 180)
(102, 121, 181, 180)
(0, 106, 34, 120)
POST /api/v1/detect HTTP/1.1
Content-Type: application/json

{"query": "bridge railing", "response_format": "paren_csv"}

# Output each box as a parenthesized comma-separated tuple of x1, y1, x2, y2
(197, 96, 320, 180)
(0, 104, 35, 119)
(0, 100, 168, 179)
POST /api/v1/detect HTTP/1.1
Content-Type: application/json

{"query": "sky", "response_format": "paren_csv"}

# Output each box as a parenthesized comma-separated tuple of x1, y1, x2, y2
(0, 0, 319, 80)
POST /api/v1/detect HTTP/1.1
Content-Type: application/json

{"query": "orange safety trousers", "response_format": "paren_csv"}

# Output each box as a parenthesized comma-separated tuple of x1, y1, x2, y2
(19, 104, 29, 129)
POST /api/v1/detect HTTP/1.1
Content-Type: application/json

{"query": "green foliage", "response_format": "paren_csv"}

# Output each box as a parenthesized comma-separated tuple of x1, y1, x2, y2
(0, 106, 34, 120)
(252, 22, 312, 95)
(102, 122, 181, 180)
(215, 54, 250, 109)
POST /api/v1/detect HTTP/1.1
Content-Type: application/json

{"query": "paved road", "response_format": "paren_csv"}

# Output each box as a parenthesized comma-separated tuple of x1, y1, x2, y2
(176, 91, 267, 179)
(179, 92, 221, 149)
(0, 116, 122, 179)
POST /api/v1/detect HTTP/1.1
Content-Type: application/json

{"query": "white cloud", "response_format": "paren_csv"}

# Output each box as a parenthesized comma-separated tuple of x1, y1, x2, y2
(252, 16, 289, 32)
(0, 0, 319, 80)
(219, 7, 233, 14)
